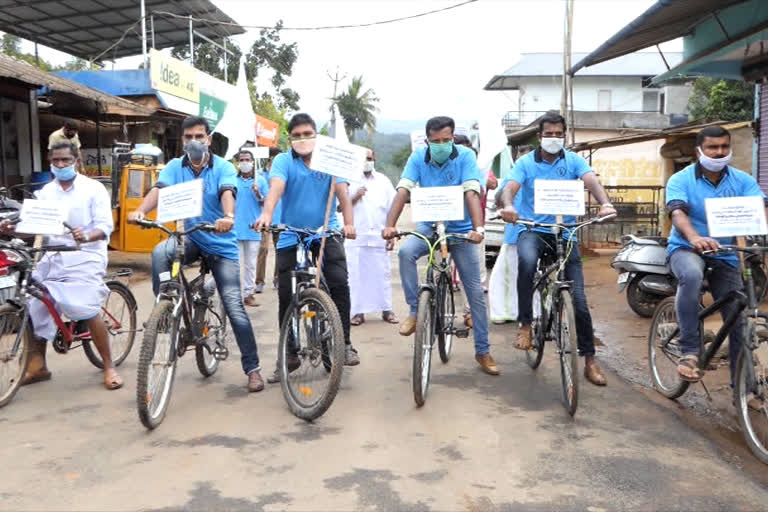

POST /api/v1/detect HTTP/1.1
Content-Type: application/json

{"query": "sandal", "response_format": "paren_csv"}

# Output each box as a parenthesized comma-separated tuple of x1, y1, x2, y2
(350, 314, 365, 326)
(104, 368, 124, 390)
(677, 355, 704, 382)
(464, 314, 473, 329)
(382, 311, 399, 324)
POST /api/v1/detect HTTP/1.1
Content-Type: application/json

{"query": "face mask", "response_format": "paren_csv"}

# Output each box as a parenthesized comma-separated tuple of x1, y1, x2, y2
(540, 137, 564, 155)
(697, 148, 732, 173)
(364, 161, 375, 173)
(291, 138, 316, 156)
(429, 142, 454, 165)
(184, 140, 209, 163)
(50, 163, 76, 182)
(239, 162, 254, 174)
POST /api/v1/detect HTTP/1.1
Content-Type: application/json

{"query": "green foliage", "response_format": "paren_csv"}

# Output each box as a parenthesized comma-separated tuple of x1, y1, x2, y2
(688, 78, 754, 122)
(1, 33, 52, 70)
(171, 37, 242, 85)
(334, 76, 379, 141)
(390, 143, 412, 172)
(245, 21, 300, 111)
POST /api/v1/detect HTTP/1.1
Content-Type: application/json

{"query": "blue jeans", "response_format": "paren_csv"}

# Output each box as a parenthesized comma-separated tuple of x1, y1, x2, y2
(151, 238, 261, 375)
(398, 225, 490, 355)
(669, 249, 744, 386)
(517, 231, 595, 356)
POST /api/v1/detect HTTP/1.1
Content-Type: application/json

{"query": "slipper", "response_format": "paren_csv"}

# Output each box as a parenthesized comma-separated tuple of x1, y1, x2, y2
(104, 369, 123, 390)
(350, 314, 365, 326)
(20, 369, 52, 386)
(677, 355, 704, 382)
(382, 311, 399, 324)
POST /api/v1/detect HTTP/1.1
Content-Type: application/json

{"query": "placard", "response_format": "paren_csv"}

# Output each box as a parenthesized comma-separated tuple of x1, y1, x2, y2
(309, 134, 367, 181)
(410, 131, 427, 152)
(705, 196, 768, 238)
(16, 199, 68, 235)
(156, 179, 204, 223)
(411, 186, 464, 222)
(534, 179, 585, 216)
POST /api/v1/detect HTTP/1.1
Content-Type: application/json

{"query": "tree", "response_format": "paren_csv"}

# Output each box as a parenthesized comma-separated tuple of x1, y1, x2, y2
(0, 33, 52, 70)
(390, 143, 412, 171)
(688, 78, 754, 122)
(334, 76, 379, 141)
(171, 37, 242, 85)
(245, 21, 300, 111)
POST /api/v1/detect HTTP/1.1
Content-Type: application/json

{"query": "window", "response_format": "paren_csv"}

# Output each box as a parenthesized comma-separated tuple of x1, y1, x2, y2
(126, 169, 144, 198)
(659, 92, 666, 114)
(642, 91, 659, 112)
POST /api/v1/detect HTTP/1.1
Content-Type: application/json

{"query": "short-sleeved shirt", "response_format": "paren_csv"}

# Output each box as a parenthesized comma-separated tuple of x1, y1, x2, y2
(509, 148, 593, 239)
(400, 144, 482, 233)
(269, 152, 349, 250)
(235, 174, 268, 242)
(498, 176, 523, 245)
(264, 168, 283, 225)
(666, 163, 767, 266)
(156, 154, 238, 261)
(48, 127, 81, 150)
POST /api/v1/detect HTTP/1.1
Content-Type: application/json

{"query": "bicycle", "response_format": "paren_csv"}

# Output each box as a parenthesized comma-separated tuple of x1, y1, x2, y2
(648, 242, 768, 464)
(269, 225, 345, 421)
(0, 231, 138, 408)
(393, 222, 472, 407)
(134, 219, 229, 430)
(513, 214, 615, 416)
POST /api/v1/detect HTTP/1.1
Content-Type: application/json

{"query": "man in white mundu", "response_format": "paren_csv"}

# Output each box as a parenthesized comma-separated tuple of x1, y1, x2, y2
(347, 149, 398, 325)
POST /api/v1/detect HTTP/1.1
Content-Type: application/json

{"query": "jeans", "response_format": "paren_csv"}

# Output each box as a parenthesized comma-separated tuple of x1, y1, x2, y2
(398, 224, 490, 355)
(517, 231, 595, 357)
(151, 238, 261, 375)
(669, 249, 744, 386)
(277, 236, 352, 346)
(238, 240, 260, 296)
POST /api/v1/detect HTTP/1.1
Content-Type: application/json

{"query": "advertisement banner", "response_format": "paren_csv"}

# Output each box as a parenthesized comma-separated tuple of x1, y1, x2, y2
(199, 92, 228, 131)
(256, 115, 280, 147)
(149, 49, 199, 103)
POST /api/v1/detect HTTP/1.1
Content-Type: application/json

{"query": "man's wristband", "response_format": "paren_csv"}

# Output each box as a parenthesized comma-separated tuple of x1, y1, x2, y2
(601, 203, 614, 209)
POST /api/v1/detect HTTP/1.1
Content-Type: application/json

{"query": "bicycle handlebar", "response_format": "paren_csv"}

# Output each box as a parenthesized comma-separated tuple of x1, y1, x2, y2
(393, 229, 471, 241)
(266, 224, 342, 238)
(135, 219, 217, 237)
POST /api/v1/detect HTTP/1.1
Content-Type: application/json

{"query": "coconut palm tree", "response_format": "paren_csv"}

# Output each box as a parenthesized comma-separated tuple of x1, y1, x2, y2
(334, 76, 379, 141)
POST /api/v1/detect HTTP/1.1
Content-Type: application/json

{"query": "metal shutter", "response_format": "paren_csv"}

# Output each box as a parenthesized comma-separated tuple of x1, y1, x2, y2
(760, 83, 768, 193)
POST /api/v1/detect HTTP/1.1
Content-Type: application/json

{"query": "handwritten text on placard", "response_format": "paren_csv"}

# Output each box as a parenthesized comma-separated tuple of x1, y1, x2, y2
(411, 186, 465, 222)
(156, 179, 204, 223)
(534, 180, 585, 216)
(309, 135, 368, 182)
(16, 200, 69, 235)
(705, 196, 768, 238)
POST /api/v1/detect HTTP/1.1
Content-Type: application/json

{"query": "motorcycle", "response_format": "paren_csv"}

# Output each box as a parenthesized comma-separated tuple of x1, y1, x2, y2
(611, 235, 674, 318)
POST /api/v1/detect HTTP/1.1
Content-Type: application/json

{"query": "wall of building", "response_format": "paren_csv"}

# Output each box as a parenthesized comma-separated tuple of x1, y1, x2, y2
(663, 84, 692, 116)
(518, 76, 645, 113)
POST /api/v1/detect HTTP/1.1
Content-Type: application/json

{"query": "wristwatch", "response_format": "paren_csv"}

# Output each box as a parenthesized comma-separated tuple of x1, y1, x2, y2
(601, 203, 614, 209)
(224, 213, 234, 219)
(475, 227, 486, 235)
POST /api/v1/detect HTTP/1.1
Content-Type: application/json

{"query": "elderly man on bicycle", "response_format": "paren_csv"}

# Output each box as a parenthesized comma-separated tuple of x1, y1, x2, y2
(499, 112, 616, 386)
(382, 116, 497, 376)
(0, 141, 122, 390)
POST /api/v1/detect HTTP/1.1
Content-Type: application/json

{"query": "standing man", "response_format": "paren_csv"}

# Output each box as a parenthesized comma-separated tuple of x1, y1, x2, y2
(348, 149, 398, 326)
(499, 112, 616, 386)
(255, 146, 283, 293)
(48, 120, 81, 152)
(382, 116, 498, 376)
(128, 116, 264, 392)
(234, 149, 268, 306)
(253, 113, 361, 384)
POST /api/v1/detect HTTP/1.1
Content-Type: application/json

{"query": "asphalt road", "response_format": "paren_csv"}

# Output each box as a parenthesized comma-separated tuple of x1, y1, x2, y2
(2, 252, 768, 511)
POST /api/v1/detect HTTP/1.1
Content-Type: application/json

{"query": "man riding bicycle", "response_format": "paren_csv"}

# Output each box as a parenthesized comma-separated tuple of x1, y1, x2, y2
(128, 116, 264, 392)
(382, 116, 497, 376)
(499, 112, 616, 386)
(665, 125, 767, 385)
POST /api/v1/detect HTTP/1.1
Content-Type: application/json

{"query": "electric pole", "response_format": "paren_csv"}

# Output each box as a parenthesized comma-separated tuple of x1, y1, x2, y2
(327, 66, 347, 137)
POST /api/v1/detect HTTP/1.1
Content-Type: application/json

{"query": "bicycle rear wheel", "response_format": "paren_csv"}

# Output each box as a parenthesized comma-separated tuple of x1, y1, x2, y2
(0, 304, 30, 408)
(437, 273, 454, 363)
(527, 283, 546, 369)
(413, 288, 434, 407)
(278, 287, 344, 421)
(196, 289, 228, 378)
(83, 281, 137, 369)
(136, 300, 179, 430)
(648, 296, 689, 399)
(735, 321, 768, 464)
(557, 290, 579, 416)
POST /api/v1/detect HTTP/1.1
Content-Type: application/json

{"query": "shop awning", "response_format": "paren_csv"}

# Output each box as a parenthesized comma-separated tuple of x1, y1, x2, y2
(0, 0, 244, 62)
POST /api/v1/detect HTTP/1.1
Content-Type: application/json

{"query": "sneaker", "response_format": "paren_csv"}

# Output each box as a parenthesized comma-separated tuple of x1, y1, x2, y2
(265, 355, 301, 384)
(475, 353, 500, 376)
(345, 345, 360, 366)
(247, 370, 265, 392)
(254, 284, 264, 294)
(399, 316, 417, 336)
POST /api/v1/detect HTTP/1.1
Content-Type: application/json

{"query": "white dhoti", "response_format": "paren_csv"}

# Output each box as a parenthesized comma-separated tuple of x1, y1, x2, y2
(488, 244, 518, 323)
(346, 244, 393, 315)
(29, 252, 108, 341)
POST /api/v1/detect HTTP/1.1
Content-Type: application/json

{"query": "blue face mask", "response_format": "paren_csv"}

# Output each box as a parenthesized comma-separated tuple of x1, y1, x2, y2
(51, 163, 77, 182)
(429, 142, 454, 165)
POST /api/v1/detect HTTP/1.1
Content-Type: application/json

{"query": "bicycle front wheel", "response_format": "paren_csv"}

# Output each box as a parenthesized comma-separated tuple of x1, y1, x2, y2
(136, 300, 179, 430)
(735, 321, 768, 464)
(648, 296, 689, 399)
(83, 281, 137, 369)
(557, 290, 579, 416)
(278, 287, 344, 421)
(437, 273, 454, 363)
(0, 304, 30, 408)
(413, 288, 434, 407)
(527, 284, 546, 369)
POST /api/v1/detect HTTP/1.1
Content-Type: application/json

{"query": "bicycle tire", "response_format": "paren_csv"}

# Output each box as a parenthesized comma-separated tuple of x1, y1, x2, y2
(136, 300, 179, 430)
(196, 290, 228, 378)
(437, 273, 454, 363)
(648, 296, 689, 399)
(557, 290, 579, 416)
(527, 284, 546, 369)
(413, 288, 434, 407)
(735, 322, 768, 465)
(278, 287, 344, 421)
(0, 304, 30, 408)
(83, 281, 137, 369)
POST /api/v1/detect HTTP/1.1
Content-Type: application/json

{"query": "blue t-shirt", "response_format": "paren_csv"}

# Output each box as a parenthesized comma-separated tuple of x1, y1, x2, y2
(401, 144, 482, 233)
(156, 154, 239, 261)
(235, 174, 268, 242)
(264, 168, 283, 224)
(269, 152, 349, 250)
(498, 176, 523, 244)
(666, 163, 766, 266)
(510, 148, 592, 239)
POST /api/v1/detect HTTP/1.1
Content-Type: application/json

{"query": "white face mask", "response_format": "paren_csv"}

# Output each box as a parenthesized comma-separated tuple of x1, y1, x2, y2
(239, 162, 254, 174)
(540, 137, 564, 155)
(697, 148, 733, 173)
(364, 161, 375, 173)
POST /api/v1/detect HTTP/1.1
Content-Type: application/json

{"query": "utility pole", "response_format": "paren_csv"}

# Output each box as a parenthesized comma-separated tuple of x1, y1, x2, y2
(140, 0, 147, 67)
(327, 66, 347, 137)
(561, 0, 575, 144)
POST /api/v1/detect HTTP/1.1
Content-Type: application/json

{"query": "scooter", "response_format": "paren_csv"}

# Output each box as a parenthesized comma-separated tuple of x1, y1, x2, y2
(611, 235, 675, 318)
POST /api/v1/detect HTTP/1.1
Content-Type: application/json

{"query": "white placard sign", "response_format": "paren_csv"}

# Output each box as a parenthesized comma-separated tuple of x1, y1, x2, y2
(16, 199, 68, 235)
(410, 130, 427, 152)
(705, 196, 768, 238)
(534, 179, 585, 216)
(156, 179, 204, 223)
(308, 134, 368, 181)
(411, 186, 465, 222)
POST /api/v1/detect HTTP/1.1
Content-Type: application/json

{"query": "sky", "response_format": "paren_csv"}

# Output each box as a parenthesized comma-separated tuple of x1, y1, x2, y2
(27, 0, 682, 130)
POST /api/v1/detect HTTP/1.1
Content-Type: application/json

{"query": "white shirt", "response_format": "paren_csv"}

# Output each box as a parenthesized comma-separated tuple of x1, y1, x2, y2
(35, 173, 113, 267)
(347, 170, 395, 247)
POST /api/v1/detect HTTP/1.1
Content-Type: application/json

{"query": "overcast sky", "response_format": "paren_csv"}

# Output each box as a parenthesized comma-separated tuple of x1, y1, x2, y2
(29, 0, 682, 126)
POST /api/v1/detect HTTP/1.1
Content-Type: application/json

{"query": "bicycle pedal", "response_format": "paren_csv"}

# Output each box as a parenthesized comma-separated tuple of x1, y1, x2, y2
(213, 345, 229, 361)
(455, 328, 470, 338)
